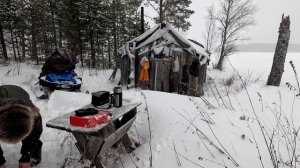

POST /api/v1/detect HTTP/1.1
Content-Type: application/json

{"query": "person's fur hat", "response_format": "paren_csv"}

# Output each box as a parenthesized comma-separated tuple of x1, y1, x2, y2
(0, 103, 38, 144)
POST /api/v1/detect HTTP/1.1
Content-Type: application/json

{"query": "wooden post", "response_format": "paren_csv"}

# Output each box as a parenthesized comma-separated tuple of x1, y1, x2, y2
(135, 7, 145, 88)
(267, 14, 291, 86)
(159, 0, 164, 24)
(141, 7, 145, 34)
(134, 53, 139, 88)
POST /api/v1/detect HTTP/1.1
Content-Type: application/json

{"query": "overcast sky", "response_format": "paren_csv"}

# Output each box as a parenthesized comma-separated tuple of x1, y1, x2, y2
(187, 0, 300, 45)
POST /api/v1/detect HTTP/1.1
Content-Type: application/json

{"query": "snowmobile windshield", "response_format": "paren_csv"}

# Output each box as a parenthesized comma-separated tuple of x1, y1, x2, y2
(41, 48, 78, 75)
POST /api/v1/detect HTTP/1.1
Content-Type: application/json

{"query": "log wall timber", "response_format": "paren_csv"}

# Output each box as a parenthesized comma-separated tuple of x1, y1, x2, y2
(120, 56, 130, 85)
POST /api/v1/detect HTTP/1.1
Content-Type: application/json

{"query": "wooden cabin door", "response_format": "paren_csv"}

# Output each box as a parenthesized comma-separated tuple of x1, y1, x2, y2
(149, 59, 171, 92)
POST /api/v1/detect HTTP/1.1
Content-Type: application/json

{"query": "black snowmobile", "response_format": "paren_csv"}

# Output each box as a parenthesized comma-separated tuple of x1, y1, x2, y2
(34, 48, 83, 99)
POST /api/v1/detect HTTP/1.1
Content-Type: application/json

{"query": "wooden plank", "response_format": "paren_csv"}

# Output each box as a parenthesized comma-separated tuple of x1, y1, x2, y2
(161, 60, 171, 92)
(149, 60, 156, 90)
(75, 139, 106, 168)
(121, 56, 130, 85)
(177, 53, 183, 94)
(73, 133, 104, 160)
(87, 136, 105, 160)
(188, 75, 200, 97)
(93, 158, 107, 168)
(99, 116, 136, 156)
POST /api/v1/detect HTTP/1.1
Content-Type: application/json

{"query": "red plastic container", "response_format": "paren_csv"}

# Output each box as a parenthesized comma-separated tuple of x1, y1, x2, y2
(70, 110, 112, 128)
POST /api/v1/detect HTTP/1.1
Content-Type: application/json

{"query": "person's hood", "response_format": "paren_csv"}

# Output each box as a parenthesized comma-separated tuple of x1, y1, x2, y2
(0, 103, 37, 144)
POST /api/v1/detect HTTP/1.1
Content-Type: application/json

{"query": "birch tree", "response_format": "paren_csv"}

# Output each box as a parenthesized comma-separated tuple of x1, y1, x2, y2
(210, 0, 257, 70)
(204, 5, 217, 54)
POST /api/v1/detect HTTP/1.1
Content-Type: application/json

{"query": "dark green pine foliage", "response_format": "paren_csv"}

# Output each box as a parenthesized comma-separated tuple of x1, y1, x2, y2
(0, 0, 24, 61)
(0, 0, 143, 68)
(152, 0, 194, 32)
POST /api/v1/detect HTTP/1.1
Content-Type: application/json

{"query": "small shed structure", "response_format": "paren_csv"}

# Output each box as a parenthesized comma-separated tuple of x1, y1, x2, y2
(118, 23, 210, 96)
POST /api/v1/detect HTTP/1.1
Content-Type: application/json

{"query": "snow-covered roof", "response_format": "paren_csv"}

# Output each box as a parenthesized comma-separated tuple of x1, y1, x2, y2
(188, 39, 210, 58)
(120, 23, 210, 65)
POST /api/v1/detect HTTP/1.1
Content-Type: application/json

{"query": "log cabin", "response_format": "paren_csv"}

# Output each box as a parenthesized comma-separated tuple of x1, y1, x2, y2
(118, 23, 210, 96)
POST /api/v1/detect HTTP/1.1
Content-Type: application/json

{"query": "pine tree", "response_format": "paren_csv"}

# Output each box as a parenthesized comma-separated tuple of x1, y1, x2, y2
(148, 0, 194, 32)
(0, 0, 144, 68)
(60, 0, 83, 64)
(0, 0, 22, 61)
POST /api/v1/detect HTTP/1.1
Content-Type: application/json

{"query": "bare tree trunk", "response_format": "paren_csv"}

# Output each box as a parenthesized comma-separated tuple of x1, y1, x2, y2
(31, 8, 39, 64)
(113, 28, 117, 69)
(216, 41, 226, 70)
(58, 19, 63, 48)
(101, 44, 105, 69)
(108, 35, 111, 69)
(79, 41, 83, 67)
(71, 27, 83, 67)
(15, 36, 21, 62)
(31, 28, 38, 64)
(43, 31, 49, 56)
(96, 35, 103, 69)
(89, 28, 96, 68)
(267, 14, 291, 86)
(0, 22, 8, 61)
(9, 24, 17, 61)
(21, 30, 26, 61)
(215, 1, 231, 70)
(50, 1, 57, 48)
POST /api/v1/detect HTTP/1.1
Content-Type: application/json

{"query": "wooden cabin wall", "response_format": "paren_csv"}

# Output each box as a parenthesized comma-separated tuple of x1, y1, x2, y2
(136, 55, 141, 87)
(120, 48, 207, 97)
(169, 55, 178, 92)
(177, 52, 193, 94)
(186, 56, 207, 97)
(197, 63, 207, 96)
(120, 55, 131, 85)
(169, 51, 186, 93)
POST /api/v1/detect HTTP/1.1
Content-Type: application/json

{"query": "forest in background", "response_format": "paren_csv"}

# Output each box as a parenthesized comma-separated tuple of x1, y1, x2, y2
(0, 0, 194, 69)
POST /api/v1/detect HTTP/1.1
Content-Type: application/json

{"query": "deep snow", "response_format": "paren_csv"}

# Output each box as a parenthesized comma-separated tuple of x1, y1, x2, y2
(0, 52, 300, 168)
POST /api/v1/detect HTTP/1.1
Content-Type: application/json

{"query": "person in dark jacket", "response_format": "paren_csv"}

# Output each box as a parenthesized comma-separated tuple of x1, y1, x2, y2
(0, 85, 43, 168)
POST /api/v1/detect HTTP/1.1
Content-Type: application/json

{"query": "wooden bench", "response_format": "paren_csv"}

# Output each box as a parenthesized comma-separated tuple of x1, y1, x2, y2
(46, 102, 141, 168)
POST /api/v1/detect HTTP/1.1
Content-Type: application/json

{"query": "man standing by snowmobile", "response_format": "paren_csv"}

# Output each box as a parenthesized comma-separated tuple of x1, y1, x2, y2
(0, 85, 43, 168)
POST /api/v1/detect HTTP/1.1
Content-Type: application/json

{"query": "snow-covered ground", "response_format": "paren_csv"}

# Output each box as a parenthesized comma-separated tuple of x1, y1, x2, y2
(1, 52, 300, 168)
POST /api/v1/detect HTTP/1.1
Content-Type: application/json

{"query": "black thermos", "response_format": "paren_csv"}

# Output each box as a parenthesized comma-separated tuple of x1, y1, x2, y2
(113, 87, 122, 107)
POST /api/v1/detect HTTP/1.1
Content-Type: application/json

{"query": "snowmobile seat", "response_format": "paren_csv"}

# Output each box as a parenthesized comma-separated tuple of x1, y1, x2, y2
(39, 71, 82, 91)
(35, 48, 83, 98)
(45, 72, 77, 84)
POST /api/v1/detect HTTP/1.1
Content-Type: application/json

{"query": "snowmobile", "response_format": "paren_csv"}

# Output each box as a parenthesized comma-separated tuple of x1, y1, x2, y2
(34, 48, 83, 99)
